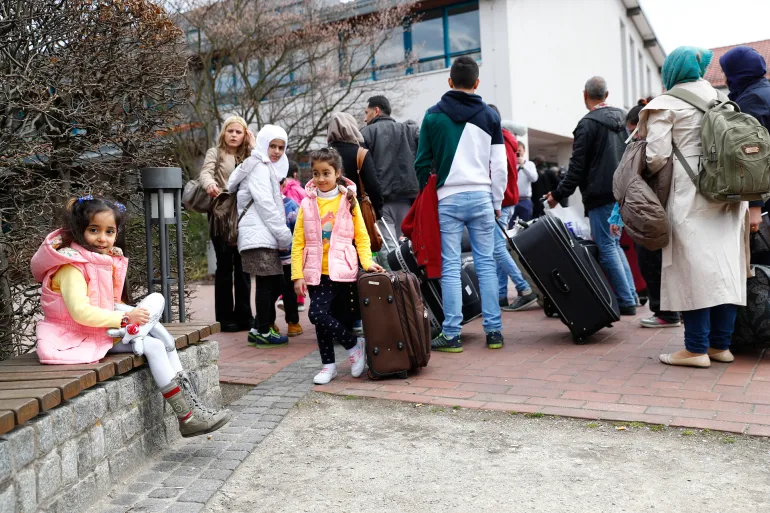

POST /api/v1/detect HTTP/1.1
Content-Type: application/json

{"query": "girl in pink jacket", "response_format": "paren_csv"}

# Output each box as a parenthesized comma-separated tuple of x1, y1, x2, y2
(31, 196, 230, 437)
(291, 148, 384, 385)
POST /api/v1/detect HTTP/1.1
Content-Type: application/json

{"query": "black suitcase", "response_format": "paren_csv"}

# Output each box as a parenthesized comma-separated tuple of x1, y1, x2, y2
(505, 217, 620, 344)
(388, 239, 482, 338)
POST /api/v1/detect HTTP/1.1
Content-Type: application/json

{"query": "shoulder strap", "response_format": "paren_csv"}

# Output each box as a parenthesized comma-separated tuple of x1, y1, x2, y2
(356, 147, 368, 196)
(238, 199, 254, 224)
(663, 89, 711, 112)
(672, 144, 699, 186)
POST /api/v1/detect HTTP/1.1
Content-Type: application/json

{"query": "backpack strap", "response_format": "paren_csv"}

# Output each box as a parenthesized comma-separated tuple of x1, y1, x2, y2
(672, 144, 699, 187)
(355, 147, 369, 196)
(663, 88, 711, 112)
(238, 199, 254, 224)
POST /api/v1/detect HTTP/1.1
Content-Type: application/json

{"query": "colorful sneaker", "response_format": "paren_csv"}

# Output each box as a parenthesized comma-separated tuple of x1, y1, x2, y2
(271, 323, 280, 334)
(640, 316, 681, 328)
(486, 331, 504, 349)
(431, 333, 462, 353)
(502, 292, 537, 312)
(348, 338, 366, 378)
(287, 323, 303, 337)
(248, 329, 289, 348)
(297, 296, 306, 312)
(313, 365, 338, 385)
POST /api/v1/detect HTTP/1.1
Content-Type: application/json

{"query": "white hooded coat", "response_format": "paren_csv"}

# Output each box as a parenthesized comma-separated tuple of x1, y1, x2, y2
(227, 125, 293, 253)
(639, 79, 748, 312)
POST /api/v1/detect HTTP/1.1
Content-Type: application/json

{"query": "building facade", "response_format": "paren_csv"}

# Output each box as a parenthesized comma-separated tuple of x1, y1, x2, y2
(365, 0, 665, 164)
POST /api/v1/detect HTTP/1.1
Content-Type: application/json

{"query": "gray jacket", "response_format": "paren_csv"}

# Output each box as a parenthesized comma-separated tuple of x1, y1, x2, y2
(361, 115, 420, 201)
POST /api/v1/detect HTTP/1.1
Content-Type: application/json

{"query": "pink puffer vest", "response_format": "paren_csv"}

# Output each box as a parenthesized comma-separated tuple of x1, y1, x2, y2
(300, 178, 359, 286)
(30, 229, 129, 364)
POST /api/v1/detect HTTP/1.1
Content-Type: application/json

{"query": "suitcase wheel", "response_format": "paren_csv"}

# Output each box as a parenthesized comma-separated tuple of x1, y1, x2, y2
(573, 335, 589, 345)
(397, 371, 408, 379)
(367, 368, 381, 380)
(543, 302, 557, 318)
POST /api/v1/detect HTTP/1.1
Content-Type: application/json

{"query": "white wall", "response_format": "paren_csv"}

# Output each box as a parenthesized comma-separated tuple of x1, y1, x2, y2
(392, 0, 663, 141)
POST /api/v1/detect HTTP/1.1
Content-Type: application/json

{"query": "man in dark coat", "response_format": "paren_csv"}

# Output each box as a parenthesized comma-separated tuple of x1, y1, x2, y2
(361, 95, 420, 242)
(720, 46, 770, 253)
(545, 76, 637, 315)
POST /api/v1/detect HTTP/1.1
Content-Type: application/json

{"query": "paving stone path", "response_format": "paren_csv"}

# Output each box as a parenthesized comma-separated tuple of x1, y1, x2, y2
(86, 349, 331, 513)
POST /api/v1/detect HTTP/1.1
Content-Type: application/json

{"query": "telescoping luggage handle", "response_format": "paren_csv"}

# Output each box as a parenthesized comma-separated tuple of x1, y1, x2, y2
(378, 219, 399, 254)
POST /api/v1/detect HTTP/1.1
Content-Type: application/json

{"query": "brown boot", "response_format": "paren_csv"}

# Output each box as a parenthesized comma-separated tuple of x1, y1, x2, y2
(287, 323, 303, 337)
(161, 378, 231, 437)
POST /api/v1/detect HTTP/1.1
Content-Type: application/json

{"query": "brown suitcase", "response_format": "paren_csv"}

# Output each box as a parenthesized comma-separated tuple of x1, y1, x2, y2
(358, 270, 431, 379)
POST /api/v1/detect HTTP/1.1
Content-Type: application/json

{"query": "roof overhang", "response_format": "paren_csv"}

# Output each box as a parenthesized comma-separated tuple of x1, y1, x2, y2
(622, 0, 666, 69)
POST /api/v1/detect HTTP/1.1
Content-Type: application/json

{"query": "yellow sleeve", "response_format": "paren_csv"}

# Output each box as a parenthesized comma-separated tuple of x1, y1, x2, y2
(352, 203, 373, 271)
(290, 206, 306, 281)
(52, 265, 125, 328)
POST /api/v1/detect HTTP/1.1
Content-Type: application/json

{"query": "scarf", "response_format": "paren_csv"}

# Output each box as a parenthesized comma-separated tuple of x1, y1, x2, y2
(662, 46, 712, 91)
(253, 124, 289, 179)
(327, 112, 364, 145)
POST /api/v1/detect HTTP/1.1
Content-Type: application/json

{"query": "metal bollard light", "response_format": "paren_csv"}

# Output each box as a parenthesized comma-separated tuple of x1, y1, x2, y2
(140, 167, 185, 323)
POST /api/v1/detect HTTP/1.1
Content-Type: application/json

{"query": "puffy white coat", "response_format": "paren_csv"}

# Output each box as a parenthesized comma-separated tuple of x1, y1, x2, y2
(639, 79, 748, 312)
(228, 157, 292, 253)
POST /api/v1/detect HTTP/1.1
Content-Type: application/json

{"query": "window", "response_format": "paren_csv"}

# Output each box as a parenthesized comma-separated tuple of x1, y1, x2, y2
(339, 2, 481, 81)
(646, 65, 652, 97)
(620, 21, 629, 108)
(638, 51, 643, 99)
(630, 38, 637, 103)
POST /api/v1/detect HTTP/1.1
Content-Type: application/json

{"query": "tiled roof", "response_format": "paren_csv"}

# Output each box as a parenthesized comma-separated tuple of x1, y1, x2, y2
(705, 39, 770, 88)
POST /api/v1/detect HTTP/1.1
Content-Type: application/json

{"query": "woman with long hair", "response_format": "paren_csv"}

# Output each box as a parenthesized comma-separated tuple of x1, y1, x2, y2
(197, 116, 255, 332)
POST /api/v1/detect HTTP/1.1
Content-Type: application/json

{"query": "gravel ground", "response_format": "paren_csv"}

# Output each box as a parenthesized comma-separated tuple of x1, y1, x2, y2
(205, 393, 770, 513)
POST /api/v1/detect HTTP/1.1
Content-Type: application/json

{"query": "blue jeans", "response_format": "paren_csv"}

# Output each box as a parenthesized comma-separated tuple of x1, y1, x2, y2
(681, 304, 738, 354)
(496, 206, 530, 299)
(588, 203, 637, 308)
(513, 198, 533, 222)
(438, 192, 502, 337)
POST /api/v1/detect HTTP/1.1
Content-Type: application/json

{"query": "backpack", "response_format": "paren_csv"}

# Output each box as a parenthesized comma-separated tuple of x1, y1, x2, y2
(664, 88, 770, 202)
(612, 140, 673, 251)
(210, 193, 253, 247)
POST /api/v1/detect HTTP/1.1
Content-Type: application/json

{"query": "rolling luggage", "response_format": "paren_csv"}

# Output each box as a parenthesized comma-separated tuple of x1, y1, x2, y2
(358, 270, 431, 379)
(387, 237, 482, 338)
(504, 216, 620, 343)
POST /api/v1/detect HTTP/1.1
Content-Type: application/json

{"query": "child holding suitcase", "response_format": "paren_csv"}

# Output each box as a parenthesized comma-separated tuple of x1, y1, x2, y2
(292, 147, 384, 384)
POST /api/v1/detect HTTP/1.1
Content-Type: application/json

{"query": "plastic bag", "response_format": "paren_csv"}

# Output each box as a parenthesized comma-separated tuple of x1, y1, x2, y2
(544, 203, 591, 238)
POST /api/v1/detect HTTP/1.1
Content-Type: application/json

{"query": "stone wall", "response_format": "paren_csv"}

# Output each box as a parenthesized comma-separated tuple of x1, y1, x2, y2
(0, 341, 223, 513)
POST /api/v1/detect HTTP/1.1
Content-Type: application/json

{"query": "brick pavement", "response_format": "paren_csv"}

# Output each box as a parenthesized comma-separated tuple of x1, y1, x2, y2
(85, 349, 324, 513)
(192, 284, 770, 436)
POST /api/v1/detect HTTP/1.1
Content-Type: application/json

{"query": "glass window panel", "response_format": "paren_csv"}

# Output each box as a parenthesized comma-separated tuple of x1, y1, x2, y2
(411, 9, 444, 61)
(417, 57, 446, 74)
(448, 4, 480, 54)
(375, 27, 405, 68)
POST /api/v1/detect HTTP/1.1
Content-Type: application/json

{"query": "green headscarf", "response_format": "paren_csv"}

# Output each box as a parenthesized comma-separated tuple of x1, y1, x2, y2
(662, 46, 713, 91)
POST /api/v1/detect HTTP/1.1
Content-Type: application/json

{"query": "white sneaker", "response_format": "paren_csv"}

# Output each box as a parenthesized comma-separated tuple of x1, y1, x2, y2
(276, 298, 284, 311)
(297, 304, 306, 312)
(313, 366, 338, 385)
(349, 338, 366, 378)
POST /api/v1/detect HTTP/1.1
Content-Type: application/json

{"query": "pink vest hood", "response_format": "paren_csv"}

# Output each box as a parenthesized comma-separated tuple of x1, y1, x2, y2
(301, 178, 359, 285)
(31, 229, 129, 364)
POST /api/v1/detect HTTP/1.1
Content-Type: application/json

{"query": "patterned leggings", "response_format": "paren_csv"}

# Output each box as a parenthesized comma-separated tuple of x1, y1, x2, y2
(307, 275, 360, 364)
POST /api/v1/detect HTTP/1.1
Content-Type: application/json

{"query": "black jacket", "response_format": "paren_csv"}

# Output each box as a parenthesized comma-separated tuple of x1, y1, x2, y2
(361, 115, 420, 201)
(552, 106, 627, 213)
(330, 141, 384, 219)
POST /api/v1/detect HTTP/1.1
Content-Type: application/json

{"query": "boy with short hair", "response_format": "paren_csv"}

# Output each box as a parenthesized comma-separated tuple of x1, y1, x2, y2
(414, 56, 507, 352)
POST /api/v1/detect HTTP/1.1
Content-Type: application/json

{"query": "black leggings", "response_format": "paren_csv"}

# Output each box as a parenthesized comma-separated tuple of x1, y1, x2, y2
(253, 274, 282, 334)
(636, 244, 680, 323)
(308, 276, 360, 364)
(280, 264, 299, 324)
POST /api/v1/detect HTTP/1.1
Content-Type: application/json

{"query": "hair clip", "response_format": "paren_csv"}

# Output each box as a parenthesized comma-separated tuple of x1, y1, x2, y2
(113, 202, 126, 213)
(77, 195, 93, 203)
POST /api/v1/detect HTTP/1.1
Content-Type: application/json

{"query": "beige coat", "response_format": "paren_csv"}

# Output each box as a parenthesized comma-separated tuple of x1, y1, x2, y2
(197, 147, 237, 191)
(639, 79, 748, 312)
